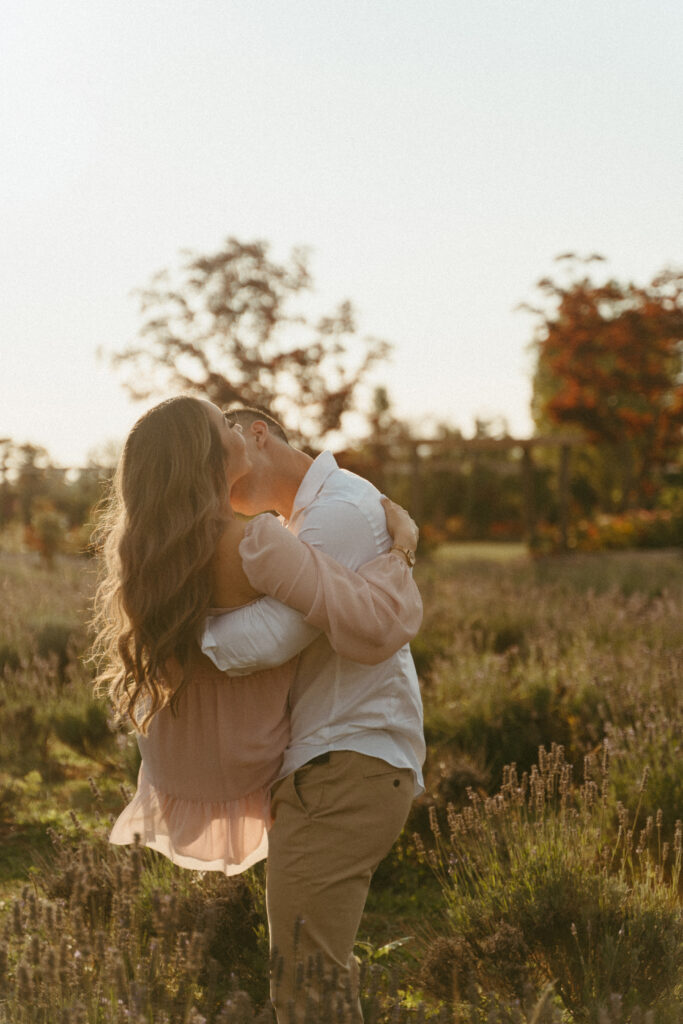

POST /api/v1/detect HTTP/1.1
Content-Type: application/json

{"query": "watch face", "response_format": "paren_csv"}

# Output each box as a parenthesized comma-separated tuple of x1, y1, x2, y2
(398, 547, 415, 567)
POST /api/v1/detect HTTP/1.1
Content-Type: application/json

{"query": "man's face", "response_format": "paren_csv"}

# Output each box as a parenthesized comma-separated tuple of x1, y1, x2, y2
(225, 415, 275, 516)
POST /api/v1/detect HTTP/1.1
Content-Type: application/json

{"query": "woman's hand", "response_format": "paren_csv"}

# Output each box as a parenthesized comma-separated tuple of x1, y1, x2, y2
(381, 497, 419, 554)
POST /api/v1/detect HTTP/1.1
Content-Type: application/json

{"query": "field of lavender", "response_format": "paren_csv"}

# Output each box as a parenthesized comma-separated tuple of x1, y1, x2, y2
(0, 546, 681, 1023)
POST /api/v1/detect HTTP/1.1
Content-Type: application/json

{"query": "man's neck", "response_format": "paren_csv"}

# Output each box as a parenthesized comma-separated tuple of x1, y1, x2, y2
(272, 447, 313, 520)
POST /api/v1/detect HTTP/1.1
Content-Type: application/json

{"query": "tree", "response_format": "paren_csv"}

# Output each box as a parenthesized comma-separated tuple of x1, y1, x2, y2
(110, 238, 391, 443)
(15, 444, 51, 525)
(30, 508, 66, 568)
(0, 438, 17, 525)
(525, 255, 683, 509)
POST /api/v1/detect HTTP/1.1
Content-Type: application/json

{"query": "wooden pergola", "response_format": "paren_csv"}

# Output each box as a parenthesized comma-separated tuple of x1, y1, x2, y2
(340, 435, 580, 549)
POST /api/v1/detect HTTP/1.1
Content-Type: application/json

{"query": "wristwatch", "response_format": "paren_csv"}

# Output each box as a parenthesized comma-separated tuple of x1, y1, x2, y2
(390, 545, 416, 568)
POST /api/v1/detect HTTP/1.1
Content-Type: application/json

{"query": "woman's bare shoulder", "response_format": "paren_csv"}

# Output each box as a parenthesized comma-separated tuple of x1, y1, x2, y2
(212, 520, 261, 608)
(216, 518, 249, 553)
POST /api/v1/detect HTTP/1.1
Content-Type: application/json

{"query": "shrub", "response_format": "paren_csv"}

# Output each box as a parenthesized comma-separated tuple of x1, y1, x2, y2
(51, 700, 112, 758)
(0, 704, 51, 774)
(33, 621, 79, 684)
(606, 703, 683, 841)
(0, 643, 21, 676)
(2, 547, 681, 1023)
(0, 776, 19, 823)
(535, 505, 683, 553)
(418, 550, 681, 811)
(29, 510, 67, 567)
(0, 829, 269, 1023)
(418, 745, 683, 1021)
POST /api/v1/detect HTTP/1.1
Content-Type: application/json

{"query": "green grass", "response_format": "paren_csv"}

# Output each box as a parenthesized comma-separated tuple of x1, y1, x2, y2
(431, 540, 529, 563)
(0, 546, 681, 1022)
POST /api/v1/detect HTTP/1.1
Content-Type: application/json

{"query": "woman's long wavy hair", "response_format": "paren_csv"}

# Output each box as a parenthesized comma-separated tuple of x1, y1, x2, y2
(92, 396, 230, 732)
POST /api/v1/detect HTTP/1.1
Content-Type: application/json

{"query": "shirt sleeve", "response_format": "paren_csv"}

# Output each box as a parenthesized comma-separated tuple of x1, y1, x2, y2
(201, 599, 320, 675)
(238, 514, 422, 665)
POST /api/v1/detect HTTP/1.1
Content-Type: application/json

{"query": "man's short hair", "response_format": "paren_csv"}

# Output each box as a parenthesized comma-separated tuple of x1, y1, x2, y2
(224, 406, 289, 444)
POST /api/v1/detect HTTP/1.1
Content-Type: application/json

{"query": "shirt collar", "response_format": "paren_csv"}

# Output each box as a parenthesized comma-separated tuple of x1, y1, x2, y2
(290, 450, 339, 520)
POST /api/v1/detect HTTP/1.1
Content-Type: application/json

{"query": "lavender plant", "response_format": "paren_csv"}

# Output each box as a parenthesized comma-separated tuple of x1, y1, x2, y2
(417, 744, 682, 1021)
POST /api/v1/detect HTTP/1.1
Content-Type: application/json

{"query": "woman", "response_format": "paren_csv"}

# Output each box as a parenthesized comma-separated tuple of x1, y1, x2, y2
(94, 396, 420, 874)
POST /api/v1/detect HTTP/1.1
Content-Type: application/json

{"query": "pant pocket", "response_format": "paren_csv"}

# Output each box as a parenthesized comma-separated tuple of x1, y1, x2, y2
(291, 763, 326, 817)
(359, 756, 413, 783)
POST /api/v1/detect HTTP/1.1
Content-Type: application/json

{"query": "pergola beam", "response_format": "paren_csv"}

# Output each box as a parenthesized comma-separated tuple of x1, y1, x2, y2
(343, 434, 581, 550)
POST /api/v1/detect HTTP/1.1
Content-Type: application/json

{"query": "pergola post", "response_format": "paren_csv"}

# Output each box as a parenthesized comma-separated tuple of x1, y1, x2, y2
(410, 442, 422, 522)
(558, 443, 571, 550)
(521, 444, 537, 547)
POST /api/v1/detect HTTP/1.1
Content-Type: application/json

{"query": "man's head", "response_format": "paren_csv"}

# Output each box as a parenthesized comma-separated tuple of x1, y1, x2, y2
(224, 406, 309, 518)
(225, 407, 289, 444)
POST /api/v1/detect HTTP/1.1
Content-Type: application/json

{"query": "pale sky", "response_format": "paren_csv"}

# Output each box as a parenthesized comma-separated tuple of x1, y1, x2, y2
(1, 0, 682, 466)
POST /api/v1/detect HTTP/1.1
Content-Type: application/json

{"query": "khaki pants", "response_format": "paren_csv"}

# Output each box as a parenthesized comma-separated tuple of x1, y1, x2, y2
(266, 750, 414, 1023)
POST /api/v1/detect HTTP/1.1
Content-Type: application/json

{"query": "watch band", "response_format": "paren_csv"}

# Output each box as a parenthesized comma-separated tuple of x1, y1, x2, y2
(390, 545, 416, 568)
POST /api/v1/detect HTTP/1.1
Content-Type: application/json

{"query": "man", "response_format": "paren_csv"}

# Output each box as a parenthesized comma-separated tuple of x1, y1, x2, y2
(201, 408, 425, 1023)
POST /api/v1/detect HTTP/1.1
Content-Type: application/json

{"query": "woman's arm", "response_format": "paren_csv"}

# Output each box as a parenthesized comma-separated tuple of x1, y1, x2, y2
(238, 511, 421, 664)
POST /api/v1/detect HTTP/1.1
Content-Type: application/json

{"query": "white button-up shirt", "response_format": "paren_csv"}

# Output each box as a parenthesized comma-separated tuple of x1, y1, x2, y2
(202, 452, 425, 794)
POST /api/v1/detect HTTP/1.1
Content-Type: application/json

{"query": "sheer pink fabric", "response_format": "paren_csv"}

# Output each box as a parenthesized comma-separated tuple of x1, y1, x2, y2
(239, 515, 422, 662)
(109, 657, 293, 874)
(110, 514, 421, 874)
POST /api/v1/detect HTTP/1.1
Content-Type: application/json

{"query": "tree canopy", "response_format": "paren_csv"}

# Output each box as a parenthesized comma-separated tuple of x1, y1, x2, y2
(526, 255, 683, 508)
(110, 238, 391, 443)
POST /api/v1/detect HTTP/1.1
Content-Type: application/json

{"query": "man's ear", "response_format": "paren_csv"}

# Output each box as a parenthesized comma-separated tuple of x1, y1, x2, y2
(250, 420, 269, 449)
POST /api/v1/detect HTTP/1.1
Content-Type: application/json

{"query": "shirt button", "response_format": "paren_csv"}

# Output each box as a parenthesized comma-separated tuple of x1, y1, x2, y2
(393, 779, 400, 787)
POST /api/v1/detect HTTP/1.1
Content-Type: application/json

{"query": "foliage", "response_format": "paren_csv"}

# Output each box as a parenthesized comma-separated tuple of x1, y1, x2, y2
(0, 437, 113, 539)
(0, 829, 454, 1023)
(341, 419, 543, 544)
(0, 828, 620, 1024)
(28, 510, 66, 568)
(0, 837, 264, 1023)
(0, 703, 51, 777)
(415, 548, 683, 833)
(526, 255, 683, 510)
(33, 620, 79, 683)
(418, 745, 683, 1021)
(606, 705, 683, 833)
(532, 504, 683, 554)
(7, 444, 50, 526)
(0, 558, 95, 778)
(1, 549, 682, 1021)
(110, 238, 391, 443)
(50, 700, 113, 760)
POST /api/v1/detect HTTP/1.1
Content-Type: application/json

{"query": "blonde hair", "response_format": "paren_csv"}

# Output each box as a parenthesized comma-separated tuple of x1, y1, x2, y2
(92, 396, 229, 732)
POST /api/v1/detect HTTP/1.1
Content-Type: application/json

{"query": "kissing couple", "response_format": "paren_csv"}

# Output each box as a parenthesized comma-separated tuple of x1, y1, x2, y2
(95, 396, 425, 1023)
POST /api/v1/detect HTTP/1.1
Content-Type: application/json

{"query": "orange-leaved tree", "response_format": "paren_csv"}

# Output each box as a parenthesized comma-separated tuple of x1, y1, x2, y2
(109, 238, 390, 444)
(525, 255, 683, 510)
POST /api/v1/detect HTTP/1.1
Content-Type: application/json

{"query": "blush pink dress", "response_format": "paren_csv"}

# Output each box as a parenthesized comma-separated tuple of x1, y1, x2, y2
(109, 515, 422, 875)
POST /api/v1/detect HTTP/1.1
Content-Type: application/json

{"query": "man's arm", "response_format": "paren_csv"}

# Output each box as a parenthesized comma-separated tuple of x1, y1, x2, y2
(201, 599, 319, 675)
